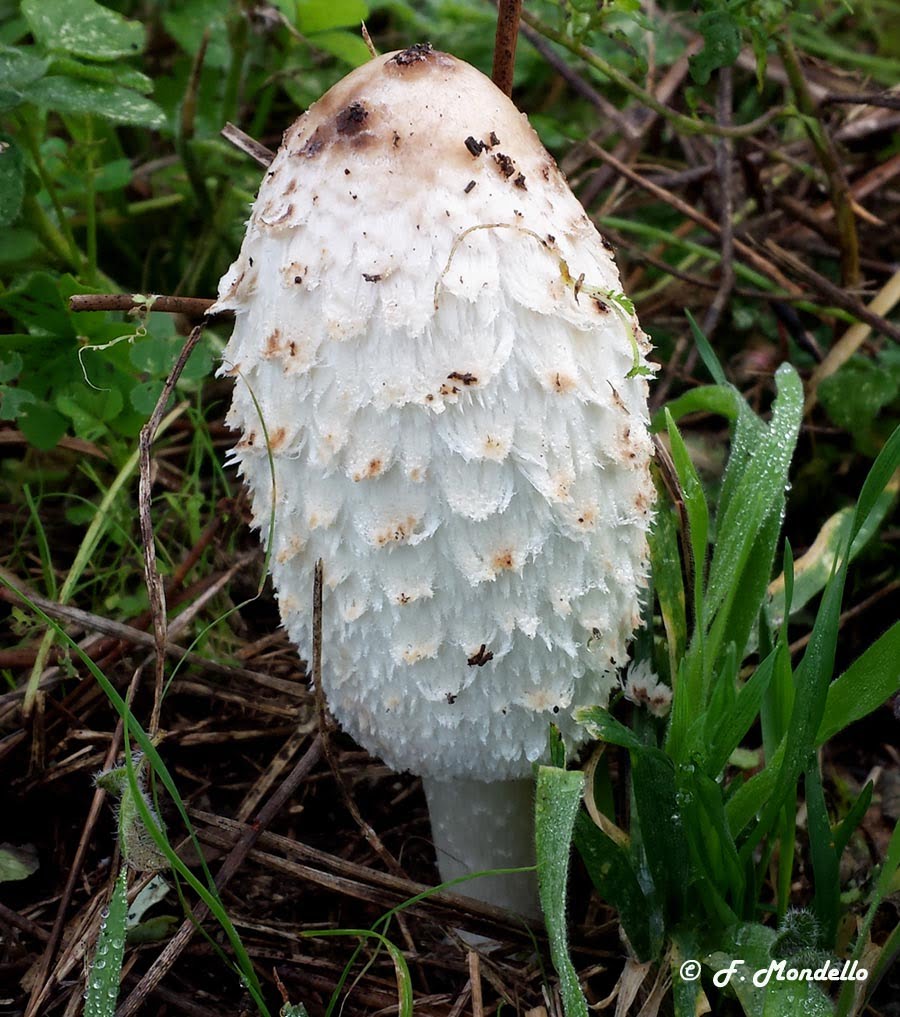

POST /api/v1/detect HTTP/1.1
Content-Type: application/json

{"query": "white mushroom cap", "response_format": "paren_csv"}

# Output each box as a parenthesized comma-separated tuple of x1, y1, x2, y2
(214, 44, 655, 782)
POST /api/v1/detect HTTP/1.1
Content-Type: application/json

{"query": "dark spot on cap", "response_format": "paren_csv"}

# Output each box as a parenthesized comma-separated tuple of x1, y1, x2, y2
(464, 179, 476, 193)
(392, 131, 400, 147)
(494, 152, 515, 178)
(489, 131, 500, 147)
(448, 371, 477, 386)
(344, 167, 350, 175)
(465, 136, 485, 157)
(514, 173, 527, 190)
(299, 129, 326, 158)
(601, 236, 616, 253)
(547, 234, 556, 243)
(594, 298, 609, 314)
(336, 101, 369, 134)
(467, 644, 494, 667)
(391, 42, 434, 65)
(363, 273, 382, 282)
(445, 692, 457, 704)
(248, 256, 253, 266)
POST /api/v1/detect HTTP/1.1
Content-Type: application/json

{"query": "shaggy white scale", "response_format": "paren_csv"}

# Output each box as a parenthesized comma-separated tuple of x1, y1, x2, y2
(214, 44, 655, 915)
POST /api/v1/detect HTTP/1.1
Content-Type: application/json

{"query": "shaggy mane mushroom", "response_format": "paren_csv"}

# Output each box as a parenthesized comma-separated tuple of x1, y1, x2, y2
(213, 43, 655, 918)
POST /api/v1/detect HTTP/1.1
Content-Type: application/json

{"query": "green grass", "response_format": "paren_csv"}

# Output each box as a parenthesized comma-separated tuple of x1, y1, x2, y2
(2, 0, 899, 1014)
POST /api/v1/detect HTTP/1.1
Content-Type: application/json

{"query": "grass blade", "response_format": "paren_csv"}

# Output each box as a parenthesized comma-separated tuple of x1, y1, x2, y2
(705, 364, 802, 628)
(535, 765, 588, 1017)
(816, 620, 900, 744)
(805, 765, 840, 945)
(84, 865, 129, 1017)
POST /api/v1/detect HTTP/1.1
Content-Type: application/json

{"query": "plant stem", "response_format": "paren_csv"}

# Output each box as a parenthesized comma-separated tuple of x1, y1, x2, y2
(492, 0, 523, 97)
(519, 8, 788, 139)
(69, 293, 218, 316)
(84, 115, 98, 286)
(776, 32, 860, 287)
(22, 193, 79, 269)
(222, 9, 249, 126)
(17, 114, 84, 273)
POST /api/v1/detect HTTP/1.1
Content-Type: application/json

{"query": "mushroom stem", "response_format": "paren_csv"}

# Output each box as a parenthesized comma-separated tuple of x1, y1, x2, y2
(422, 776, 540, 919)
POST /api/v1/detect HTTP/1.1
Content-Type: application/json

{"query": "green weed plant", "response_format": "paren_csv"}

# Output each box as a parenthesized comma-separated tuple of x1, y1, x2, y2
(536, 327, 900, 1017)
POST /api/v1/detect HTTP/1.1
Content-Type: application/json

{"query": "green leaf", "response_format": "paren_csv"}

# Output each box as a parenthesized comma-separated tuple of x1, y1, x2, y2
(576, 706, 646, 751)
(648, 500, 686, 677)
(806, 765, 840, 945)
(0, 133, 24, 225)
(309, 29, 374, 67)
(291, 0, 369, 34)
(816, 620, 900, 744)
(179, 342, 213, 381)
(129, 334, 172, 375)
(162, 1, 229, 69)
(739, 419, 897, 856)
(665, 409, 709, 594)
(47, 55, 153, 94)
(84, 865, 129, 1017)
(705, 364, 802, 627)
(26, 77, 165, 128)
(18, 399, 67, 449)
(0, 842, 39, 882)
(0, 351, 23, 383)
(0, 87, 24, 112)
(705, 645, 780, 777)
(573, 811, 654, 960)
(833, 782, 873, 859)
(93, 158, 133, 193)
(0, 45, 49, 88)
(848, 423, 900, 549)
(21, 0, 145, 62)
(129, 379, 165, 415)
(678, 769, 742, 924)
(0, 226, 41, 264)
(689, 11, 742, 85)
(654, 383, 739, 431)
(686, 310, 728, 387)
(632, 750, 692, 919)
(704, 923, 834, 1017)
(0, 271, 75, 337)
(0, 383, 37, 419)
(818, 356, 899, 439)
(535, 766, 588, 1017)
(56, 381, 124, 437)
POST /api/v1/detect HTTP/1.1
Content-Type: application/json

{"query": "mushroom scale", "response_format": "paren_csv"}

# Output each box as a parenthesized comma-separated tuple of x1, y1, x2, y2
(214, 44, 654, 904)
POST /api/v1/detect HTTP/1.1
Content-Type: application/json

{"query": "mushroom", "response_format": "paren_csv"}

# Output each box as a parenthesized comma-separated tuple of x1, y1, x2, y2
(213, 44, 655, 917)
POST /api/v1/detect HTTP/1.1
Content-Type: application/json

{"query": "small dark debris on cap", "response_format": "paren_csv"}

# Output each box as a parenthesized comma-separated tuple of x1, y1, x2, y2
(495, 152, 515, 177)
(465, 136, 486, 157)
(363, 273, 382, 283)
(514, 173, 527, 189)
(336, 101, 369, 134)
(464, 180, 476, 193)
(392, 42, 434, 65)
